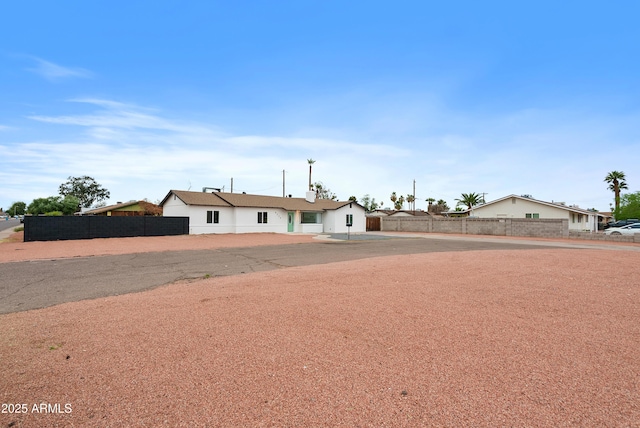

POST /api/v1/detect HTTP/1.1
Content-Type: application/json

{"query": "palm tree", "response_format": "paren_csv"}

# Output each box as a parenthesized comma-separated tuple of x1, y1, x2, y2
(390, 192, 398, 206)
(455, 192, 482, 211)
(307, 159, 316, 191)
(436, 199, 449, 214)
(394, 195, 405, 210)
(604, 171, 628, 213)
(406, 194, 416, 212)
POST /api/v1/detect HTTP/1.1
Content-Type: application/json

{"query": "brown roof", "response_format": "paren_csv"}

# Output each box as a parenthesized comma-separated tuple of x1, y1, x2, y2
(83, 200, 163, 215)
(161, 190, 359, 212)
(165, 191, 232, 208)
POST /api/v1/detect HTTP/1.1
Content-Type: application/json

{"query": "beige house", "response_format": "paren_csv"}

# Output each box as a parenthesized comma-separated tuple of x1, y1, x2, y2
(464, 194, 599, 232)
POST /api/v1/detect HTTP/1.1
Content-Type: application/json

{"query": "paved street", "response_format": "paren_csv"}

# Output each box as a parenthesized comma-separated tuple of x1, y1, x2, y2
(0, 236, 554, 314)
(0, 218, 20, 236)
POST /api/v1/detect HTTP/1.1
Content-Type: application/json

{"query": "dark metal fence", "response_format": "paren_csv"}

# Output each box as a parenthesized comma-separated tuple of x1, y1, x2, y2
(23, 216, 189, 242)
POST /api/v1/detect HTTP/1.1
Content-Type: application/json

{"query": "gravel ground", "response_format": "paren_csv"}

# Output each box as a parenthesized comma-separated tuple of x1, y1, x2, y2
(1, 233, 639, 427)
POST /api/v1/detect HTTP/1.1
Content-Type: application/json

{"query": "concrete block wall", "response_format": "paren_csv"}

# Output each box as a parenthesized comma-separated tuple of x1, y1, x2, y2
(569, 231, 640, 243)
(381, 217, 568, 238)
(509, 218, 569, 238)
(381, 216, 639, 242)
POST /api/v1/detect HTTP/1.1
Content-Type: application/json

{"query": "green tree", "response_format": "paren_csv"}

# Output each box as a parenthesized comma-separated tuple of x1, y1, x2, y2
(390, 192, 398, 208)
(311, 181, 337, 200)
(436, 199, 450, 213)
(59, 176, 110, 208)
(348, 195, 357, 202)
(360, 194, 379, 212)
(7, 201, 27, 216)
(28, 196, 62, 215)
(614, 191, 640, 220)
(455, 192, 482, 211)
(60, 195, 81, 215)
(604, 171, 628, 213)
(28, 195, 80, 215)
(394, 195, 405, 210)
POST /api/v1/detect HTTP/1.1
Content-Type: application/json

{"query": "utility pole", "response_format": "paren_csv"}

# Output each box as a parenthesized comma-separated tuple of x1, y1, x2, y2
(231, 177, 234, 193)
(413, 179, 416, 212)
(282, 169, 286, 197)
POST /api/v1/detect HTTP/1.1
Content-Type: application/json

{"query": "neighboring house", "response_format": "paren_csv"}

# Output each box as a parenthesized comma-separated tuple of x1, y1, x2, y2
(82, 200, 163, 216)
(388, 209, 431, 217)
(367, 209, 395, 217)
(459, 194, 599, 232)
(159, 190, 366, 234)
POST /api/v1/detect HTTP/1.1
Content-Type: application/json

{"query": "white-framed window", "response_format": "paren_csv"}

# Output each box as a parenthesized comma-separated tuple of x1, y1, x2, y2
(346, 214, 353, 226)
(525, 213, 540, 219)
(301, 212, 321, 224)
(258, 212, 268, 224)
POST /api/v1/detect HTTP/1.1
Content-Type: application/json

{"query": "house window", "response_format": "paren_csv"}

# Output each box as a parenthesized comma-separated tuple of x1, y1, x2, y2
(258, 212, 268, 224)
(525, 213, 539, 219)
(346, 214, 353, 226)
(301, 212, 321, 223)
(207, 210, 219, 224)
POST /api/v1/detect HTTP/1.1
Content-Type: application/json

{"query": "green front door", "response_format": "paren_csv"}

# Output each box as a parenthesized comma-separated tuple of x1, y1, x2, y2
(287, 212, 294, 232)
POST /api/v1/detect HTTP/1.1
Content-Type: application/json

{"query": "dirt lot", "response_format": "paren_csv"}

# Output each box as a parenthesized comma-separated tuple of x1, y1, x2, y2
(1, 232, 639, 427)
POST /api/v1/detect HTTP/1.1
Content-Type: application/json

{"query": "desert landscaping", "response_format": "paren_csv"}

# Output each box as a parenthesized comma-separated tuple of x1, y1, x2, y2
(1, 231, 639, 427)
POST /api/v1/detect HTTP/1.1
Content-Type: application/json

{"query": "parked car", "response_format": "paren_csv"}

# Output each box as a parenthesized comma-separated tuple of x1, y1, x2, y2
(604, 223, 640, 236)
(604, 219, 640, 229)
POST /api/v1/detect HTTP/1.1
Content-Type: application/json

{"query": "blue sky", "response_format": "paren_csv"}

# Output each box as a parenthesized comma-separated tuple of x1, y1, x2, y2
(1, 1, 639, 212)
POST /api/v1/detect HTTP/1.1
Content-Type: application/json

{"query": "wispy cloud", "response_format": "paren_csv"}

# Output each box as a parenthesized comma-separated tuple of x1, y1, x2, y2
(26, 56, 93, 82)
(5, 97, 639, 210)
(8, 99, 410, 202)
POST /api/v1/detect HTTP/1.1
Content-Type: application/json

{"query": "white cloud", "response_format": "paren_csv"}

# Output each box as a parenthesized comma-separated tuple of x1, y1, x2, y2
(26, 57, 93, 81)
(3, 97, 639, 211)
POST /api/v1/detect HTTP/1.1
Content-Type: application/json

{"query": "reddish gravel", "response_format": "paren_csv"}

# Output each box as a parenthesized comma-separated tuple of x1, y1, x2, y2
(1, 236, 639, 427)
(0, 232, 315, 263)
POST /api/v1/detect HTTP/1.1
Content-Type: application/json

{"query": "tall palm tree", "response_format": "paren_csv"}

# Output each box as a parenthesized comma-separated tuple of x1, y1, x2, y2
(406, 194, 416, 212)
(604, 171, 628, 213)
(307, 159, 316, 191)
(455, 192, 482, 211)
(390, 191, 398, 206)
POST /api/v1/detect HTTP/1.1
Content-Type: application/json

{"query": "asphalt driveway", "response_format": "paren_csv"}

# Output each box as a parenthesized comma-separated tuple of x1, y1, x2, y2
(0, 236, 560, 315)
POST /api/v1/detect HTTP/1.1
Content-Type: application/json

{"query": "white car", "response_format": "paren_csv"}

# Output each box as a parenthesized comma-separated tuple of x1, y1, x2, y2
(604, 223, 640, 235)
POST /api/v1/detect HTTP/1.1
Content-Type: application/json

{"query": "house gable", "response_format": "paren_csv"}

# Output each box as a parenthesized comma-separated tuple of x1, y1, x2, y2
(472, 194, 597, 231)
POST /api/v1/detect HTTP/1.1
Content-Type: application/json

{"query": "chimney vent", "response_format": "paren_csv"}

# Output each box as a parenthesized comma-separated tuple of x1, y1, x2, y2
(305, 191, 316, 203)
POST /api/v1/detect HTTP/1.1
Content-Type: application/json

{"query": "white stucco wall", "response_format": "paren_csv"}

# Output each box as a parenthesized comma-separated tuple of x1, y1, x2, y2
(323, 204, 366, 233)
(163, 199, 236, 234)
(472, 198, 596, 231)
(233, 207, 288, 233)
